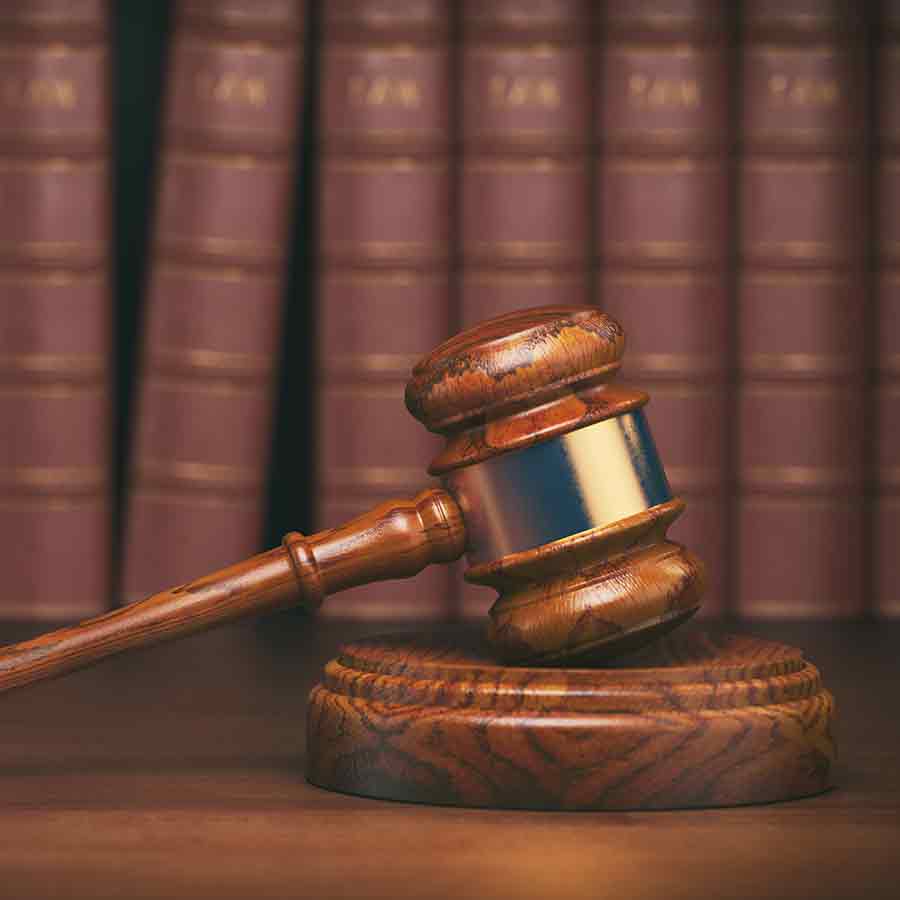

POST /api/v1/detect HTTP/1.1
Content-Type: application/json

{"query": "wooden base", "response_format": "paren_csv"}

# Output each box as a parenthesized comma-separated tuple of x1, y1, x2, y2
(306, 625, 835, 810)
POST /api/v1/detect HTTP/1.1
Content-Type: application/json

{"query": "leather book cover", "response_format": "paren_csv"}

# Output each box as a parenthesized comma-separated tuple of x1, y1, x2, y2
(458, 0, 592, 618)
(0, 1, 112, 620)
(736, 1, 866, 618)
(875, 1, 900, 617)
(316, 1, 454, 620)
(595, 0, 731, 617)
(121, 0, 306, 602)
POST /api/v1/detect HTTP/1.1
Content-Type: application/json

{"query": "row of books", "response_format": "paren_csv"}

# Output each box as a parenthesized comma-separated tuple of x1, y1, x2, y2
(1, 0, 897, 624)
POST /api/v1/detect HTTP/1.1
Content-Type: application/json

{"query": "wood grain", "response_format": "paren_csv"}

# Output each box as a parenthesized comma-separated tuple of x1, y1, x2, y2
(307, 625, 835, 810)
(0, 618, 896, 900)
(0, 489, 465, 693)
(405, 305, 648, 474)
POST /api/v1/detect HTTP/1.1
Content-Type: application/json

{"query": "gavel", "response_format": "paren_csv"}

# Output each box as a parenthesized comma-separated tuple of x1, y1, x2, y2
(0, 306, 704, 693)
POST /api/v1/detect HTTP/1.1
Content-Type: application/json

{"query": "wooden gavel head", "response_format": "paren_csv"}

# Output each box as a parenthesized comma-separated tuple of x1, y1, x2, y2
(0, 305, 705, 696)
(405, 305, 705, 665)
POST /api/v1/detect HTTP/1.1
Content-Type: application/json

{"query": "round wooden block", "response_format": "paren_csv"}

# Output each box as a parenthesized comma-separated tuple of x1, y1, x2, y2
(306, 626, 835, 810)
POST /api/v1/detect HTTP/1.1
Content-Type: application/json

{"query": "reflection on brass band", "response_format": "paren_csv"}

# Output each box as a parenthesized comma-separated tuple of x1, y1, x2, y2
(325, 467, 427, 489)
(149, 347, 272, 375)
(147, 374, 260, 396)
(743, 352, 857, 375)
(325, 158, 448, 173)
(0, 352, 105, 376)
(0, 157, 104, 171)
(0, 268, 103, 286)
(743, 271, 849, 286)
(323, 353, 422, 374)
(741, 465, 858, 488)
(601, 271, 719, 287)
(604, 159, 713, 174)
(136, 459, 261, 489)
(465, 157, 581, 173)
(166, 150, 290, 170)
(743, 159, 845, 173)
(628, 352, 721, 374)
(0, 465, 106, 491)
(132, 487, 258, 508)
(156, 261, 278, 283)
(446, 411, 671, 565)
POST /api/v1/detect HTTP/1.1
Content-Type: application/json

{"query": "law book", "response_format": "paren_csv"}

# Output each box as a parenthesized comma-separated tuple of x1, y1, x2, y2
(315, 1, 454, 620)
(735, 1, 866, 618)
(594, 0, 731, 617)
(121, 0, 306, 602)
(0, 1, 112, 620)
(875, 0, 900, 617)
(458, 0, 592, 618)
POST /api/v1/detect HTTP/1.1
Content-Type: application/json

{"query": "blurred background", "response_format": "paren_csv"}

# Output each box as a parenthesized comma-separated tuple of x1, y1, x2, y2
(0, 0, 896, 627)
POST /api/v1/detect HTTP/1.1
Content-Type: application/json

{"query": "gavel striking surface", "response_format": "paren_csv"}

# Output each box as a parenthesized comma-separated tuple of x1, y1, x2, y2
(307, 625, 835, 810)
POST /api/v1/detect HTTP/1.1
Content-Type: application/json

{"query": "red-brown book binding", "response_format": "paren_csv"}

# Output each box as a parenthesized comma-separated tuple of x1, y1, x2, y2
(458, 0, 592, 617)
(316, 1, 454, 620)
(875, 1, 900, 617)
(736, 1, 866, 618)
(0, 1, 112, 620)
(121, 0, 306, 603)
(595, 0, 731, 617)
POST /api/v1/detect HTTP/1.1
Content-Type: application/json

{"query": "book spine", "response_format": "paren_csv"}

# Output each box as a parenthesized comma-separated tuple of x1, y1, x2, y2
(875, 1, 900, 617)
(595, 1, 731, 617)
(736, 2, 866, 618)
(0, 2, 111, 620)
(316, 1, 454, 620)
(122, 0, 305, 602)
(459, 0, 592, 618)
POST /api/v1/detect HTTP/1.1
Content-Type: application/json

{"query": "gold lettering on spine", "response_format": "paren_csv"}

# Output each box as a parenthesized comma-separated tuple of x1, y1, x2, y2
(768, 75, 840, 106)
(488, 75, 560, 108)
(195, 71, 268, 107)
(0, 77, 77, 109)
(347, 75, 421, 108)
(628, 74, 700, 108)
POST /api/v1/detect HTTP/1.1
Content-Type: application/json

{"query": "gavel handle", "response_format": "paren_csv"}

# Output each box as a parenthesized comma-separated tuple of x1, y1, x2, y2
(0, 488, 466, 694)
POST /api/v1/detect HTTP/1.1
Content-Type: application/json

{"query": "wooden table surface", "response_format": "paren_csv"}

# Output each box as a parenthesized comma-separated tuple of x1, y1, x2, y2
(0, 613, 897, 900)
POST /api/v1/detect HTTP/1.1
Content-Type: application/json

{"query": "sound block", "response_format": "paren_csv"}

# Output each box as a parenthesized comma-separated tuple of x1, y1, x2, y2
(306, 625, 835, 810)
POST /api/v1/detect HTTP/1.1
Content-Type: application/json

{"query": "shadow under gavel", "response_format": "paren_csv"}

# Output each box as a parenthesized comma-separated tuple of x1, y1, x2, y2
(0, 305, 705, 693)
